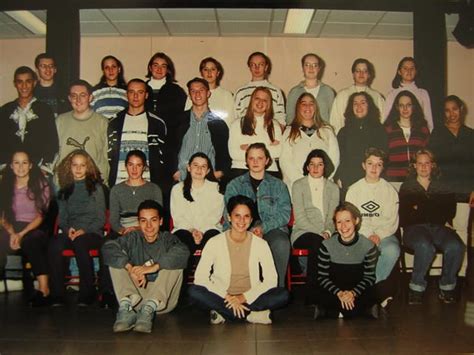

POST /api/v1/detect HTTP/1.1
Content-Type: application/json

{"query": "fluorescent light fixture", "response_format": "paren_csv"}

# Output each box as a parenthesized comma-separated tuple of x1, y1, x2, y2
(5, 11, 46, 35)
(284, 9, 315, 34)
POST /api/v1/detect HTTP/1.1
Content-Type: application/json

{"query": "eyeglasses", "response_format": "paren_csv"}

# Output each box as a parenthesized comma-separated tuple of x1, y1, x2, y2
(304, 63, 319, 68)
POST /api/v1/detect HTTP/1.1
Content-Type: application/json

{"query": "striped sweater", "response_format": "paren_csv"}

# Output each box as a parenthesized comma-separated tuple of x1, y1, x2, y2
(384, 123, 430, 182)
(233, 80, 286, 126)
(317, 233, 377, 296)
(91, 83, 128, 120)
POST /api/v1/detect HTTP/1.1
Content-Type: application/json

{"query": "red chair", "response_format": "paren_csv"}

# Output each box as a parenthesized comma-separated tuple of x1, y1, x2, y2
(55, 210, 110, 286)
(286, 208, 310, 291)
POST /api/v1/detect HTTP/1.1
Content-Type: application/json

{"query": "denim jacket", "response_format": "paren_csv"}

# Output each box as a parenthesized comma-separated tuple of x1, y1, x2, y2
(224, 172, 291, 234)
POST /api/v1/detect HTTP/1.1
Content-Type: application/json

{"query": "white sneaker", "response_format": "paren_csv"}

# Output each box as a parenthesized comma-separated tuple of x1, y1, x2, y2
(246, 310, 272, 325)
(210, 310, 225, 325)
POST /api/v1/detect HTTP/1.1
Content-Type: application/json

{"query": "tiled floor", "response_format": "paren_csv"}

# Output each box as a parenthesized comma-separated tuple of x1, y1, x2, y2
(1, 275, 473, 355)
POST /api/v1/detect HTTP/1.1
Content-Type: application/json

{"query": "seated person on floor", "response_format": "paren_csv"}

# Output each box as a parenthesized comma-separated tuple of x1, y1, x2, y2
(345, 147, 399, 305)
(188, 195, 289, 325)
(399, 149, 465, 305)
(102, 200, 189, 333)
(314, 202, 379, 319)
(0, 150, 51, 306)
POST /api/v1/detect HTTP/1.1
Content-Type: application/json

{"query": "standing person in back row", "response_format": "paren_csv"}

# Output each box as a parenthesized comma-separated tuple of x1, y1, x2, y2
(234, 52, 286, 127)
(33, 53, 69, 117)
(91, 55, 128, 120)
(0, 66, 58, 174)
(108, 79, 167, 189)
(330, 58, 384, 133)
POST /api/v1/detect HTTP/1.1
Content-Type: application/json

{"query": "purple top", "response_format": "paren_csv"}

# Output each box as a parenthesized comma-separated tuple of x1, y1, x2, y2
(12, 184, 49, 223)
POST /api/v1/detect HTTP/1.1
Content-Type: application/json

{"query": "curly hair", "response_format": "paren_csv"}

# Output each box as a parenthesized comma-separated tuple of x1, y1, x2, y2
(343, 92, 381, 128)
(182, 152, 219, 203)
(0, 151, 49, 224)
(241, 87, 276, 142)
(287, 93, 333, 143)
(56, 150, 102, 200)
(385, 90, 427, 130)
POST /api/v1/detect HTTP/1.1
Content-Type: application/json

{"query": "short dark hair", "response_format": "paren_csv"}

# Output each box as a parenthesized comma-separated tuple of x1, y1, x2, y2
(34, 53, 55, 68)
(302, 149, 335, 178)
(138, 200, 164, 218)
(364, 147, 386, 164)
(125, 150, 148, 167)
(14, 66, 37, 82)
(227, 195, 256, 219)
(127, 78, 147, 89)
(69, 79, 93, 95)
(187, 77, 210, 91)
(333, 202, 362, 232)
(245, 142, 273, 169)
(199, 57, 224, 86)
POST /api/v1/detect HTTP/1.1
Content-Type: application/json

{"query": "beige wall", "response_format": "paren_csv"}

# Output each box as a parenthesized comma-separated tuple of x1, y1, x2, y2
(0, 36, 473, 127)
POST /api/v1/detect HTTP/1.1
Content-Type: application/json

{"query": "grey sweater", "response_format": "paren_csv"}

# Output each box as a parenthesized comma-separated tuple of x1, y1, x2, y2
(102, 230, 190, 281)
(109, 182, 163, 232)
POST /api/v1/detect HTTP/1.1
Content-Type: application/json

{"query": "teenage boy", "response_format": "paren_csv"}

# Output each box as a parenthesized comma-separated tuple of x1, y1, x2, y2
(345, 147, 400, 304)
(102, 200, 189, 333)
(56, 80, 109, 181)
(174, 77, 230, 182)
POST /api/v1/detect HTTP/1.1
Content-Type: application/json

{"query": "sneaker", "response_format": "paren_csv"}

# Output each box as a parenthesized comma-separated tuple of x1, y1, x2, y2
(113, 305, 137, 333)
(210, 310, 225, 325)
(408, 289, 423, 305)
(133, 304, 155, 333)
(246, 310, 272, 325)
(439, 289, 456, 304)
(380, 296, 393, 309)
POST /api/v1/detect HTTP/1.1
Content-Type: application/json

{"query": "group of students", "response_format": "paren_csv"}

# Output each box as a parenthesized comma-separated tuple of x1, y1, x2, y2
(0, 49, 473, 333)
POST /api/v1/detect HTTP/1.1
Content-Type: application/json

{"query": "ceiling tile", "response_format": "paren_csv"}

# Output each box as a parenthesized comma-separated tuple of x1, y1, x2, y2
(102, 9, 161, 22)
(379, 12, 412, 25)
(307, 22, 324, 35)
(30, 10, 47, 22)
(167, 21, 218, 34)
(114, 21, 168, 35)
(326, 10, 384, 24)
(320, 23, 374, 37)
(80, 22, 118, 35)
(368, 24, 413, 38)
(313, 10, 330, 23)
(80, 9, 108, 22)
(217, 9, 272, 21)
(445, 14, 459, 26)
(273, 9, 287, 21)
(220, 21, 270, 34)
(0, 12, 17, 25)
(159, 9, 215, 21)
(0, 24, 20, 36)
(270, 21, 285, 34)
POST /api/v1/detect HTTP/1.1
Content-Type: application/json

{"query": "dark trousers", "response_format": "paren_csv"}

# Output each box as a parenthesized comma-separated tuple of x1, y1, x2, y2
(0, 222, 49, 276)
(293, 232, 324, 301)
(49, 233, 102, 300)
(188, 284, 289, 321)
(315, 286, 376, 318)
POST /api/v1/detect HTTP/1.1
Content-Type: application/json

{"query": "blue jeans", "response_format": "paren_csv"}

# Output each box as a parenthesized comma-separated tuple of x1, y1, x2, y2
(263, 228, 290, 287)
(376, 235, 400, 283)
(403, 224, 465, 292)
(188, 285, 289, 321)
